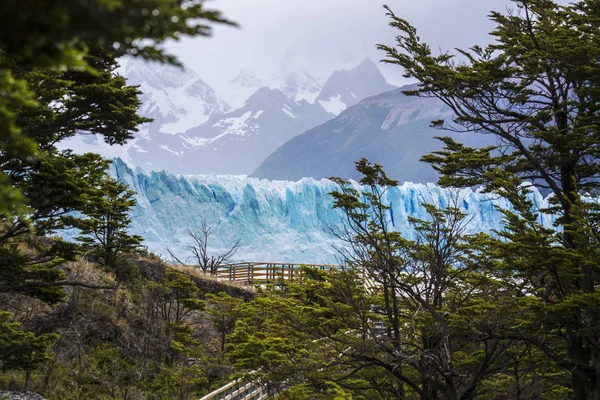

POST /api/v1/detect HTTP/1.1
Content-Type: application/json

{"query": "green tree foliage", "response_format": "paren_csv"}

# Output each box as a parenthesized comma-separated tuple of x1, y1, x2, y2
(0, 48, 150, 301)
(0, 0, 235, 67)
(204, 293, 244, 353)
(0, 310, 57, 378)
(0, 1, 237, 393)
(0, 0, 234, 218)
(226, 161, 566, 399)
(329, 160, 561, 399)
(378, 0, 600, 398)
(2, 47, 146, 237)
(76, 176, 143, 276)
(0, 154, 119, 303)
(0, 2, 235, 380)
(1, 46, 149, 236)
(0, 255, 248, 398)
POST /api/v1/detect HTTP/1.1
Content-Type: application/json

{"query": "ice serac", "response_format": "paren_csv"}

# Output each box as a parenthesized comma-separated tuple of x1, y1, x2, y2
(111, 159, 553, 265)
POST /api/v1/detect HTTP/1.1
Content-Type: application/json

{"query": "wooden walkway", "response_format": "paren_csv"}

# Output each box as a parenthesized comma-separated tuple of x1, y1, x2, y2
(214, 262, 352, 285)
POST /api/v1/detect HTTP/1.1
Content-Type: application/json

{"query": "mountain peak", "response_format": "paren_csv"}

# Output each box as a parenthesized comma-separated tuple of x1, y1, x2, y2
(248, 86, 287, 102)
(356, 57, 377, 69)
(119, 57, 198, 90)
(230, 70, 262, 88)
(315, 58, 396, 116)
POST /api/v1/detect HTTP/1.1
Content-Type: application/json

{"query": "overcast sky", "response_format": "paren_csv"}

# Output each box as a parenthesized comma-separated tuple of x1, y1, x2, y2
(167, 0, 516, 88)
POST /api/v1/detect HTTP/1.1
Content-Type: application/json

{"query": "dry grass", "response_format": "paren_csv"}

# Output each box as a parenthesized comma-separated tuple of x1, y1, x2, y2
(63, 259, 117, 286)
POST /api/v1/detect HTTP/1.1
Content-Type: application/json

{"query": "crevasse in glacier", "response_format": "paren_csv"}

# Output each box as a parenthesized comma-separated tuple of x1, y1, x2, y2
(110, 158, 554, 264)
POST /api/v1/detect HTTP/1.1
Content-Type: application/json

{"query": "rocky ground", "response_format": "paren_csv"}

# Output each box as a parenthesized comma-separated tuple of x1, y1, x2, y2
(0, 393, 45, 400)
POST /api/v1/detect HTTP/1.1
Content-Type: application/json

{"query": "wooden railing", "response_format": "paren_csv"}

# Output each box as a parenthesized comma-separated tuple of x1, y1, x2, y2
(215, 262, 347, 285)
(199, 377, 267, 400)
(213, 261, 377, 292)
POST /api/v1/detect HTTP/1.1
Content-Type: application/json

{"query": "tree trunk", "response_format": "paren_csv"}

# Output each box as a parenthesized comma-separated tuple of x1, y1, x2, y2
(571, 368, 600, 400)
(560, 167, 600, 400)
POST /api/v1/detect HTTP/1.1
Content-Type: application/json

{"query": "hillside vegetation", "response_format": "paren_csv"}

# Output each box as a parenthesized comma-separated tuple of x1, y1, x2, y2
(1, 249, 253, 399)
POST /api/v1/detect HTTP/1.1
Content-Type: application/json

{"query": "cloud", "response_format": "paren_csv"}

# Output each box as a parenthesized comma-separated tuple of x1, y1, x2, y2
(166, 0, 518, 88)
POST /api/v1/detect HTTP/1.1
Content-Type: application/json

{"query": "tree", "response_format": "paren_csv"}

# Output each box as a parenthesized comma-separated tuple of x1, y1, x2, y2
(0, 153, 123, 304)
(329, 160, 538, 400)
(0, 310, 57, 387)
(378, 0, 600, 398)
(168, 221, 240, 275)
(2, 47, 147, 239)
(0, 1, 235, 216)
(0, 6, 236, 374)
(0, 48, 151, 301)
(76, 175, 143, 277)
(227, 161, 560, 399)
(204, 293, 244, 353)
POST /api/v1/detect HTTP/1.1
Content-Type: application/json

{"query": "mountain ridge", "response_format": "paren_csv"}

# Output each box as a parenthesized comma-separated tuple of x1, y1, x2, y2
(59, 57, 398, 175)
(253, 85, 497, 183)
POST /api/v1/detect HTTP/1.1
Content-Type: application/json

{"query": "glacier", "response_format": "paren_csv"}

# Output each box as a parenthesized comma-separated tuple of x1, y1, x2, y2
(109, 159, 554, 265)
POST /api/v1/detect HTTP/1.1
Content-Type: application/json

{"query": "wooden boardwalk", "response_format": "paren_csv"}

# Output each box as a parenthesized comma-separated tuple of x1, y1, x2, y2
(214, 262, 351, 285)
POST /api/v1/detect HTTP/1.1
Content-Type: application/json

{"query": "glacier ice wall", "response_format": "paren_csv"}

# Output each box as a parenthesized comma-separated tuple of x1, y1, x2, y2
(110, 159, 553, 264)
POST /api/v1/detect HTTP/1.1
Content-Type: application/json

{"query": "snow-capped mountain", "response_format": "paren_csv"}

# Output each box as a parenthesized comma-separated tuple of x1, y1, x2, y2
(221, 68, 323, 110)
(122, 57, 397, 174)
(105, 159, 554, 264)
(129, 87, 331, 174)
(253, 85, 497, 183)
(59, 57, 398, 175)
(57, 58, 231, 160)
(316, 58, 397, 116)
(279, 70, 322, 103)
(120, 58, 230, 135)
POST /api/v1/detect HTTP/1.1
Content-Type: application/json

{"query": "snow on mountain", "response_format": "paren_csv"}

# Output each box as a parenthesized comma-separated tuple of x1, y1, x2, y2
(315, 58, 397, 116)
(129, 87, 331, 174)
(109, 159, 554, 264)
(253, 84, 497, 183)
(218, 70, 265, 111)
(129, 58, 398, 175)
(318, 94, 346, 115)
(120, 57, 229, 134)
(220, 68, 323, 110)
(57, 57, 230, 161)
(59, 56, 402, 176)
(279, 69, 322, 103)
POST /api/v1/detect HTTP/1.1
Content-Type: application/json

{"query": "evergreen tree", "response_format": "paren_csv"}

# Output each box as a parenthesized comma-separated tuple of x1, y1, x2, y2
(0, 2, 236, 386)
(1, 48, 150, 300)
(76, 176, 143, 276)
(0, 310, 57, 381)
(378, 0, 600, 397)
(0, 0, 235, 218)
(227, 161, 562, 399)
